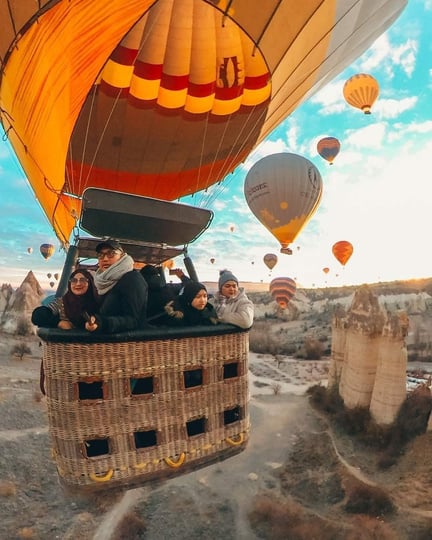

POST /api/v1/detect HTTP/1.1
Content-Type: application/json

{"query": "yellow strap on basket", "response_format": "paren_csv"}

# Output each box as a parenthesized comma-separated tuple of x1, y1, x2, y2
(226, 433, 244, 447)
(89, 469, 114, 482)
(164, 453, 186, 468)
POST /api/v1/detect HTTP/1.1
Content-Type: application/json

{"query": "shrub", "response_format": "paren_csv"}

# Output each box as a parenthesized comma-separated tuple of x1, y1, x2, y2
(343, 480, 395, 517)
(304, 338, 323, 360)
(15, 316, 32, 336)
(271, 382, 282, 395)
(11, 343, 32, 360)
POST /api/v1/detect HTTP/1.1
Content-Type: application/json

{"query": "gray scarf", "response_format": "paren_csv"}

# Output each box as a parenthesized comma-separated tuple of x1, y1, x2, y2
(94, 253, 134, 295)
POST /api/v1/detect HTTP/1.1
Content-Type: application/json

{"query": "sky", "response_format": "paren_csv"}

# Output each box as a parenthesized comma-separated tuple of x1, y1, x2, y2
(0, 0, 431, 291)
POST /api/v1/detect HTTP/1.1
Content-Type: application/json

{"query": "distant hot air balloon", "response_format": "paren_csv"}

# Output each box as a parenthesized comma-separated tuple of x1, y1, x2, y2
(27, 247, 33, 254)
(332, 241, 354, 266)
(263, 253, 278, 270)
(210, 258, 215, 265)
(49, 281, 55, 288)
(47, 273, 52, 279)
(229, 225, 235, 233)
(54, 273, 59, 280)
(343, 73, 379, 114)
(245, 153, 323, 254)
(322, 267, 330, 274)
(269, 277, 297, 309)
(317, 137, 341, 165)
(40, 243, 55, 260)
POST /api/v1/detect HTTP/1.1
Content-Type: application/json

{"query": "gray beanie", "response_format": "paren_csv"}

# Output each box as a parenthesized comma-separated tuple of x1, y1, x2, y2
(218, 269, 238, 290)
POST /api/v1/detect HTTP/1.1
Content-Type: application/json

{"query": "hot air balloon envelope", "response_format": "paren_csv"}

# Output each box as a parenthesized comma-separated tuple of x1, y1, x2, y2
(317, 137, 341, 165)
(245, 153, 323, 253)
(332, 241, 353, 266)
(263, 253, 278, 270)
(269, 277, 296, 309)
(343, 73, 379, 114)
(40, 243, 55, 260)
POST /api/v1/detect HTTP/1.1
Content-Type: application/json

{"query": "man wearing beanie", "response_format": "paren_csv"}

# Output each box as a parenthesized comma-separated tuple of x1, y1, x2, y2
(210, 269, 254, 329)
(164, 281, 219, 326)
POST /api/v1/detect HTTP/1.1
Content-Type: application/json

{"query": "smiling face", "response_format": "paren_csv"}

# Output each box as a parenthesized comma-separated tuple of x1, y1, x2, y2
(221, 280, 238, 298)
(97, 248, 123, 271)
(191, 289, 208, 310)
(69, 272, 89, 296)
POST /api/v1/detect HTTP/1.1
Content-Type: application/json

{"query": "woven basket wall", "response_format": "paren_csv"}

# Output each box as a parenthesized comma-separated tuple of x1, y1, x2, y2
(42, 331, 250, 492)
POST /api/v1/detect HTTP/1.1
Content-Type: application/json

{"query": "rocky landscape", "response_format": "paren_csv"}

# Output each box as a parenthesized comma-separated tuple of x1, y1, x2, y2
(1, 273, 432, 539)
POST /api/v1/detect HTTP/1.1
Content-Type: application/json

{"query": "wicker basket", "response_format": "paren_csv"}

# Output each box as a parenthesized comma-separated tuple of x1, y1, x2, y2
(38, 325, 250, 492)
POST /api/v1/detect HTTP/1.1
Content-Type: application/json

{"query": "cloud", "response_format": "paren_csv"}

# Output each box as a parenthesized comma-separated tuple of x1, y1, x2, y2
(344, 123, 386, 149)
(360, 34, 418, 78)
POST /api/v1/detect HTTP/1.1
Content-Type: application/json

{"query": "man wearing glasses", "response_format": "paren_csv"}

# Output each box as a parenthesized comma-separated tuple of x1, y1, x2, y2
(85, 239, 148, 333)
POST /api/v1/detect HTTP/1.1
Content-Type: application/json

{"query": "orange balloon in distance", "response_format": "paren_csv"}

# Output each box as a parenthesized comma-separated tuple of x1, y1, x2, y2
(343, 73, 379, 114)
(269, 277, 296, 309)
(27, 247, 33, 254)
(322, 267, 330, 274)
(332, 241, 353, 266)
(263, 253, 278, 270)
(317, 137, 341, 165)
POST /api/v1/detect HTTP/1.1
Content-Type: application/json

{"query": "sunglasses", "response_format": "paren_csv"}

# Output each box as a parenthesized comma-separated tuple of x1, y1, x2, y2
(97, 250, 121, 260)
(69, 277, 89, 284)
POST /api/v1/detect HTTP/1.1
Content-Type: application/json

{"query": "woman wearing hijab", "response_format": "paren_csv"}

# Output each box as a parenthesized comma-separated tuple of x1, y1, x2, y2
(31, 268, 99, 329)
(164, 281, 219, 326)
(209, 269, 254, 329)
(84, 239, 148, 333)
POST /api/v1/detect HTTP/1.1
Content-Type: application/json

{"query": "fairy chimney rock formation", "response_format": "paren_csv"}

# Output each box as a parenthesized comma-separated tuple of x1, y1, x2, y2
(327, 305, 347, 389)
(338, 285, 386, 409)
(369, 311, 409, 425)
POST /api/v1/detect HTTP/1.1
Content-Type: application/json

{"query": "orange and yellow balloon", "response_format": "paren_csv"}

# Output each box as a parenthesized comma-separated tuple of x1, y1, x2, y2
(343, 73, 379, 114)
(40, 243, 55, 260)
(332, 241, 354, 266)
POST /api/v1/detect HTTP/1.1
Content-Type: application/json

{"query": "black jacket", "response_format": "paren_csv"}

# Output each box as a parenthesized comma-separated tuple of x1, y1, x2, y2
(164, 298, 219, 327)
(94, 270, 148, 333)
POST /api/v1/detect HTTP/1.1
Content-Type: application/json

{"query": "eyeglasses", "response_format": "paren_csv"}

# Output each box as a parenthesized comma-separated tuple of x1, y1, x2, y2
(70, 277, 88, 284)
(97, 250, 121, 260)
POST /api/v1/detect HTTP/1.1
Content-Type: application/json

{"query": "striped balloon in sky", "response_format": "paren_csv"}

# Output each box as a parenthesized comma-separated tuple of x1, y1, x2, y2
(269, 277, 296, 309)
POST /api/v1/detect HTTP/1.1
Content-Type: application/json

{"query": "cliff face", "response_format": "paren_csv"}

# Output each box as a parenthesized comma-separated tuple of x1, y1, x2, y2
(1, 271, 45, 333)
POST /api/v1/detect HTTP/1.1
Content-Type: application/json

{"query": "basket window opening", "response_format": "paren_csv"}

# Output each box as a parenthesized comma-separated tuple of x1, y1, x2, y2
(84, 438, 110, 458)
(186, 417, 206, 437)
(223, 362, 239, 379)
(184, 368, 203, 389)
(134, 429, 158, 449)
(130, 376, 154, 395)
(224, 405, 242, 425)
(78, 381, 104, 400)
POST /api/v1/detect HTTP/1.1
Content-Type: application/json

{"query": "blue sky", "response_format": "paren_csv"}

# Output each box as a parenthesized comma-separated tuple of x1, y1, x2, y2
(1, 0, 431, 290)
